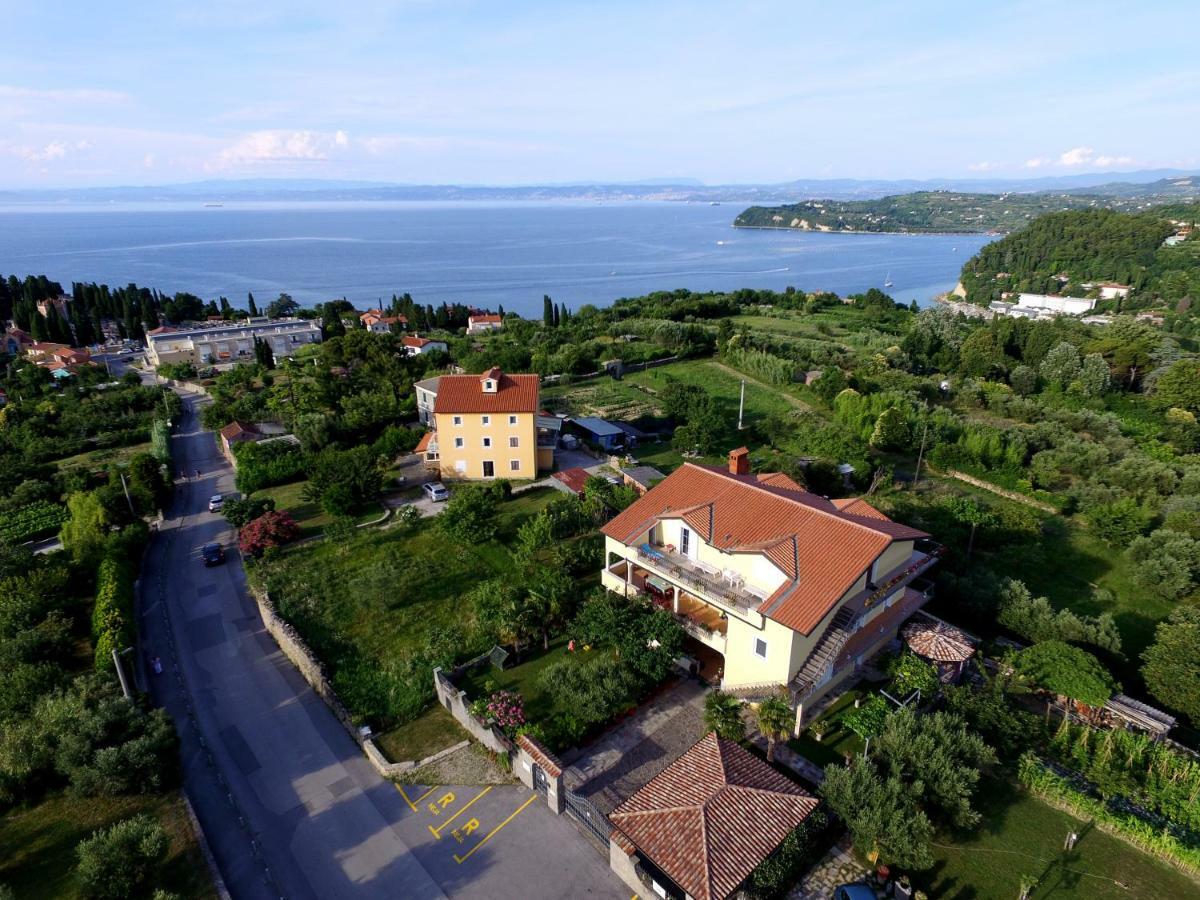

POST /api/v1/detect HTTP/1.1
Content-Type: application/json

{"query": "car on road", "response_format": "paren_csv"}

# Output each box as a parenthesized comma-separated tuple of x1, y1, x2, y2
(422, 482, 449, 502)
(201, 542, 225, 566)
(208, 494, 224, 512)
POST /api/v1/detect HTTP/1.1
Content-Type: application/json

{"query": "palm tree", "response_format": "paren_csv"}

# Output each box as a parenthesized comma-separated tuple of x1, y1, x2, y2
(704, 690, 746, 742)
(755, 695, 793, 762)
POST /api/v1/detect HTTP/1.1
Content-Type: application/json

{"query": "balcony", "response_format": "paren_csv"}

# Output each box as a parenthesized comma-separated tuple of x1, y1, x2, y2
(634, 544, 764, 615)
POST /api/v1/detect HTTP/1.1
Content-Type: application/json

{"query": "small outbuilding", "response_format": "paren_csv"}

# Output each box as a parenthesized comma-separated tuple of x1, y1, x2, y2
(902, 614, 977, 682)
(621, 465, 665, 495)
(607, 732, 819, 900)
(569, 416, 625, 451)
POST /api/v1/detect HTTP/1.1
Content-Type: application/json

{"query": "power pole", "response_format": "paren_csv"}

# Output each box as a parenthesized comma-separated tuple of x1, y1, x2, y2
(737, 379, 745, 430)
(119, 472, 137, 518)
(911, 404, 930, 490)
(112, 647, 134, 701)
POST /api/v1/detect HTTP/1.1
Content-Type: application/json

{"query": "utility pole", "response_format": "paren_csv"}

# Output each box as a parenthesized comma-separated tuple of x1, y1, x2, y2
(112, 647, 134, 702)
(737, 379, 745, 430)
(119, 472, 137, 518)
(911, 403, 929, 490)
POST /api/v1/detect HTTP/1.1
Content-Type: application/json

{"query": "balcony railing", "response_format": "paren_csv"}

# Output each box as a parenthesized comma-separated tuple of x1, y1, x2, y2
(635, 544, 762, 614)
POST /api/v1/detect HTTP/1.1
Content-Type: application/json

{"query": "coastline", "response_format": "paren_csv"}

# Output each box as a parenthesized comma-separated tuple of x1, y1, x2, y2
(731, 222, 1005, 237)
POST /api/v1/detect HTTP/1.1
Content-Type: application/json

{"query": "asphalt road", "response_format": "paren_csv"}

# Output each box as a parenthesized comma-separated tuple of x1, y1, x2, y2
(140, 388, 448, 900)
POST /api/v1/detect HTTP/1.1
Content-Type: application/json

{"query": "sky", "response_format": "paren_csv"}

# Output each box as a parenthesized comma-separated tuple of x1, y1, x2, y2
(0, 0, 1196, 188)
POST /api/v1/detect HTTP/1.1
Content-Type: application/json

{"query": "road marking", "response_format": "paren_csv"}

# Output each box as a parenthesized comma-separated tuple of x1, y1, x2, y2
(428, 786, 492, 839)
(428, 791, 456, 815)
(453, 794, 536, 864)
(396, 784, 438, 813)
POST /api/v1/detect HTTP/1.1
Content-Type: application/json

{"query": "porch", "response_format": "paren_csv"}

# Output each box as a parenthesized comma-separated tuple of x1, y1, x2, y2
(606, 559, 729, 654)
(631, 542, 764, 614)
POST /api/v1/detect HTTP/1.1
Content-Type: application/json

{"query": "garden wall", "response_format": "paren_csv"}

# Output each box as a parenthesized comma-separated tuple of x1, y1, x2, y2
(433, 666, 516, 758)
(251, 587, 445, 777)
(941, 468, 1056, 514)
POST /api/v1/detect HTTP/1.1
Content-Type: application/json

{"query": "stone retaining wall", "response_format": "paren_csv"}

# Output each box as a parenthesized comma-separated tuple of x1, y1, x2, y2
(251, 586, 456, 777)
(433, 666, 516, 758)
(943, 469, 1057, 513)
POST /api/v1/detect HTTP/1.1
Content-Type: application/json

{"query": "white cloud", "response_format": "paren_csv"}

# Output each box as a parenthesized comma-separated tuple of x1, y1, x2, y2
(216, 129, 348, 166)
(968, 161, 999, 172)
(1024, 157, 1050, 169)
(19, 141, 68, 162)
(1058, 146, 1095, 167)
(1094, 154, 1135, 167)
(143, 153, 156, 169)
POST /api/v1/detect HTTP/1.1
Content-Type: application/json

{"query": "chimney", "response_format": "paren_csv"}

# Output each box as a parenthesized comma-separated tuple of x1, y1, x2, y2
(728, 446, 750, 476)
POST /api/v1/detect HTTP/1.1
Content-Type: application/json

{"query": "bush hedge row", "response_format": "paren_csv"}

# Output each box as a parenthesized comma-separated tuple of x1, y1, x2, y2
(0, 500, 69, 544)
(92, 554, 136, 671)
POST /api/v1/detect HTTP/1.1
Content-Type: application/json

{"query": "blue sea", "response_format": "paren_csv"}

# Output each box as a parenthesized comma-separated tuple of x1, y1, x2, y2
(0, 201, 992, 318)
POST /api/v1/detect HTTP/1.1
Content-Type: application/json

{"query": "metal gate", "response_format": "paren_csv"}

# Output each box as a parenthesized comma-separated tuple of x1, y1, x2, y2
(564, 789, 611, 845)
(532, 763, 549, 796)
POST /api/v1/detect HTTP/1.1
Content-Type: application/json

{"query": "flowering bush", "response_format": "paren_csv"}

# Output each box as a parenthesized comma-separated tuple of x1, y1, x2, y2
(485, 689, 525, 735)
(239, 510, 300, 557)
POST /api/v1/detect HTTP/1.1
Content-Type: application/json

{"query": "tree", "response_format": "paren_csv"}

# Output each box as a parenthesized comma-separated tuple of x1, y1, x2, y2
(1153, 359, 1200, 413)
(996, 578, 1121, 654)
(1039, 341, 1082, 391)
(303, 447, 383, 517)
(885, 652, 939, 699)
(60, 491, 109, 568)
(869, 407, 910, 451)
(1141, 605, 1200, 723)
(266, 292, 299, 318)
(439, 485, 499, 542)
(755, 695, 793, 762)
(943, 667, 1039, 760)
(944, 496, 996, 560)
(76, 814, 168, 900)
(819, 757, 934, 870)
(1086, 497, 1150, 546)
(526, 566, 573, 650)
(872, 710, 996, 829)
(1009, 364, 1038, 396)
(958, 329, 1008, 379)
(543, 294, 554, 328)
(704, 690, 745, 741)
(221, 495, 276, 529)
(253, 337, 275, 369)
(1012, 641, 1118, 707)
(1076, 353, 1110, 396)
(1127, 528, 1200, 600)
(247, 292, 259, 316)
(238, 510, 300, 557)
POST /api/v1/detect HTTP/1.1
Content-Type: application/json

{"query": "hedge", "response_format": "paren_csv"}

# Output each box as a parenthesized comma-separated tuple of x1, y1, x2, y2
(1018, 753, 1200, 875)
(233, 439, 308, 494)
(0, 500, 70, 544)
(92, 554, 136, 671)
(150, 418, 172, 465)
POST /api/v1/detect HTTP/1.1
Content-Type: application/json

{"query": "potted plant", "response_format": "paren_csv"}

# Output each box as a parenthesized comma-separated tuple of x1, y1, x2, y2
(875, 864, 890, 886)
(810, 720, 827, 742)
(894, 874, 913, 900)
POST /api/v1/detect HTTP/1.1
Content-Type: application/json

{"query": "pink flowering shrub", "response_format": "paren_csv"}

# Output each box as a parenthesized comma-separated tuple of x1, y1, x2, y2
(485, 690, 526, 735)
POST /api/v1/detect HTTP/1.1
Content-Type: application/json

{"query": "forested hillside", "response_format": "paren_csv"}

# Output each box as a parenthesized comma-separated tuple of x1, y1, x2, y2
(958, 208, 1200, 316)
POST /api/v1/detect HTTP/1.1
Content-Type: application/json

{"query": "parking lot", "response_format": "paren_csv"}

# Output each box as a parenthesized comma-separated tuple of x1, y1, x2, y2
(393, 782, 625, 899)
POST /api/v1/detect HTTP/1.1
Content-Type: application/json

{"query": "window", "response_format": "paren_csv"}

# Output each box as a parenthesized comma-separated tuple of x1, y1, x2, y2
(753, 637, 768, 659)
(454, 437, 464, 449)
(509, 436, 519, 448)
(483, 461, 495, 478)
(482, 415, 491, 426)
(453, 415, 463, 426)
(455, 460, 466, 473)
(680, 527, 692, 558)
(510, 460, 521, 472)
(508, 415, 518, 425)
(482, 437, 492, 448)
(484, 380, 495, 391)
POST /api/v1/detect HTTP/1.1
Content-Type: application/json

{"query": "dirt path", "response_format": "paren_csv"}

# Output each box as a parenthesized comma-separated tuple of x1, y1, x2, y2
(706, 360, 813, 411)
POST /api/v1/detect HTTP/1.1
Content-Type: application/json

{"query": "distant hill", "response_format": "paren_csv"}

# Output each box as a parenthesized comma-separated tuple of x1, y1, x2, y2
(2, 170, 1198, 205)
(733, 177, 1200, 235)
(956, 206, 1200, 310)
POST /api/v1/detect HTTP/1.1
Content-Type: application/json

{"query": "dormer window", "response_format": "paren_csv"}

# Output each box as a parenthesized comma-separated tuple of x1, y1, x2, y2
(484, 379, 495, 392)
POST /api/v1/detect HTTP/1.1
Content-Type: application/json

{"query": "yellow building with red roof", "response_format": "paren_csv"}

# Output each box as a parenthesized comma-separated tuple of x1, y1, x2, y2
(429, 367, 542, 480)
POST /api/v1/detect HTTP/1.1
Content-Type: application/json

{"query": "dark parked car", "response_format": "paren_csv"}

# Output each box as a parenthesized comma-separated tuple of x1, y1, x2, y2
(834, 885, 877, 900)
(201, 542, 225, 566)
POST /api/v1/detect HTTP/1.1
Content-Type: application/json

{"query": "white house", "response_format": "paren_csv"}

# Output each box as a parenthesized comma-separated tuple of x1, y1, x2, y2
(401, 335, 448, 357)
(1016, 293, 1096, 316)
(1097, 283, 1131, 301)
(467, 313, 503, 335)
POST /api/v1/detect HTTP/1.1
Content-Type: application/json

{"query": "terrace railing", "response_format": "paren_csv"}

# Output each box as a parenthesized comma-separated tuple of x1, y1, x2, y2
(635, 544, 760, 614)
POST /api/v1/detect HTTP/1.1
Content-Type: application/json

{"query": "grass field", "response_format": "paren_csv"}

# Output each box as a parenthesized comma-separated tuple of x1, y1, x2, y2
(458, 637, 574, 724)
(789, 689, 867, 767)
(53, 440, 153, 474)
(0, 790, 216, 900)
(252, 479, 385, 537)
(916, 776, 1199, 900)
(374, 705, 467, 764)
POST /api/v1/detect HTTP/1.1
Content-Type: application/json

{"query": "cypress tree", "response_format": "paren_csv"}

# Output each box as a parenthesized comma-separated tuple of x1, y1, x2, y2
(543, 294, 554, 328)
(248, 292, 259, 316)
(552, 303, 560, 328)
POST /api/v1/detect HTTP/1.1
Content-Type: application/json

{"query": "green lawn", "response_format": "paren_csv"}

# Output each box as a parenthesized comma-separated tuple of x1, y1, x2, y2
(916, 776, 1200, 900)
(374, 704, 468, 764)
(253, 479, 384, 538)
(495, 486, 561, 541)
(53, 440, 154, 474)
(458, 637, 575, 723)
(789, 689, 867, 767)
(0, 790, 216, 900)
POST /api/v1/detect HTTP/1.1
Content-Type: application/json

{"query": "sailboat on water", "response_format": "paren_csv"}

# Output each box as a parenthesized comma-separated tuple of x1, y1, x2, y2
(883, 271, 895, 288)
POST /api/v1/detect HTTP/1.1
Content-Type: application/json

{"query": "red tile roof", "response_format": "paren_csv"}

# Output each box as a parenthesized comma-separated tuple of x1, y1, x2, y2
(516, 734, 563, 778)
(219, 421, 259, 442)
(414, 431, 434, 453)
(434, 369, 539, 414)
(903, 616, 976, 663)
(601, 463, 927, 635)
(609, 732, 818, 900)
(552, 467, 591, 495)
(832, 497, 889, 520)
(471, 314, 503, 324)
(402, 335, 440, 349)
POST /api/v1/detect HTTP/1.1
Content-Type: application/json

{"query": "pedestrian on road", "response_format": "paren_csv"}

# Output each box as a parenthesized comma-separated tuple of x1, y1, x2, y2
(194, 468, 201, 479)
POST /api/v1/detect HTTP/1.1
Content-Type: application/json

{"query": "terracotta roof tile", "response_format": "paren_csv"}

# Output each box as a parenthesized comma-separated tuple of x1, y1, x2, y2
(516, 734, 563, 778)
(601, 464, 927, 634)
(414, 431, 434, 453)
(609, 733, 818, 900)
(552, 467, 590, 495)
(903, 616, 976, 663)
(434, 370, 539, 414)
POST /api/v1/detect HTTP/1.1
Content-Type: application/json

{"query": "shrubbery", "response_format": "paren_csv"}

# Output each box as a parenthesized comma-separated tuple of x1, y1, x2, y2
(76, 814, 169, 899)
(91, 555, 136, 671)
(232, 440, 307, 494)
(239, 510, 300, 557)
(0, 500, 69, 544)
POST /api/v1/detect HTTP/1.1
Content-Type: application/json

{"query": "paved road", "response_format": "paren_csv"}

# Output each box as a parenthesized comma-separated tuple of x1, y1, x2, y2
(141, 389, 448, 900)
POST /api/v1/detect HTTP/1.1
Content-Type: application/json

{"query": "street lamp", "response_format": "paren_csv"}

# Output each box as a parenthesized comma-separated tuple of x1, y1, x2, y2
(112, 646, 136, 702)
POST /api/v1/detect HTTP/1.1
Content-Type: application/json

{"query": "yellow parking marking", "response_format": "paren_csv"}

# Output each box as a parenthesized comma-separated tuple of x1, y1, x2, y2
(427, 791, 456, 816)
(427, 786, 492, 839)
(450, 818, 480, 843)
(396, 784, 438, 813)
(453, 794, 536, 864)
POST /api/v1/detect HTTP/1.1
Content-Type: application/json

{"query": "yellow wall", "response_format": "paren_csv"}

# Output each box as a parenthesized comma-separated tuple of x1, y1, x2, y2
(872, 540, 914, 582)
(653, 518, 789, 600)
(722, 615, 800, 687)
(434, 409, 537, 480)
